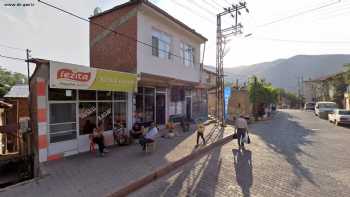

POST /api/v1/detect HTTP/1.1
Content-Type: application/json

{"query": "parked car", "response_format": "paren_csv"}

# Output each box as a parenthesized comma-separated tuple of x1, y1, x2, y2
(315, 101, 337, 119)
(304, 102, 315, 111)
(328, 109, 350, 125)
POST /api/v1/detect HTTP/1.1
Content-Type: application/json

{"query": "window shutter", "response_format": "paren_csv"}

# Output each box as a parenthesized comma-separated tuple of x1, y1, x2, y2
(152, 36, 159, 57)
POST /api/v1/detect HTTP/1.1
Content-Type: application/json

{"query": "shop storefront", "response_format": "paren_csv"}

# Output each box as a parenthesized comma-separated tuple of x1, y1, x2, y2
(29, 60, 137, 162)
(133, 85, 206, 126)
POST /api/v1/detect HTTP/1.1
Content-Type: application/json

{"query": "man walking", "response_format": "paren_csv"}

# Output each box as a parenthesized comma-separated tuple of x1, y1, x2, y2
(235, 115, 248, 148)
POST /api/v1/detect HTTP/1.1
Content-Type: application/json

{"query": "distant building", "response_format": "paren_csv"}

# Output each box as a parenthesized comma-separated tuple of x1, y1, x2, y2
(227, 84, 252, 121)
(303, 71, 347, 107)
(0, 84, 29, 155)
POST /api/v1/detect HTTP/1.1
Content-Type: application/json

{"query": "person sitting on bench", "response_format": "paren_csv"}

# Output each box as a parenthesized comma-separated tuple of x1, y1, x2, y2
(139, 122, 158, 151)
(130, 122, 144, 139)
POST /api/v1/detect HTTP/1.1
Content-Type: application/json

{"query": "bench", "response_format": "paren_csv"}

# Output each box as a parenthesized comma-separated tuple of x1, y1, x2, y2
(145, 141, 156, 153)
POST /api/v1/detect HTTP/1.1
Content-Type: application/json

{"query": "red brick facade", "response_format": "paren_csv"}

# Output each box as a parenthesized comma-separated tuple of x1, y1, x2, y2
(90, 4, 138, 73)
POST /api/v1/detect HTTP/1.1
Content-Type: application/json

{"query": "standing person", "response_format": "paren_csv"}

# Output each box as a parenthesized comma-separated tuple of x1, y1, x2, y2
(139, 122, 158, 151)
(93, 122, 106, 156)
(196, 120, 206, 146)
(235, 115, 248, 149)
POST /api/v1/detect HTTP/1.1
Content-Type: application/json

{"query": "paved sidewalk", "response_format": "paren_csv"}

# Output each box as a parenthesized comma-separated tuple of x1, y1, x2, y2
(0, 123, 234, 197)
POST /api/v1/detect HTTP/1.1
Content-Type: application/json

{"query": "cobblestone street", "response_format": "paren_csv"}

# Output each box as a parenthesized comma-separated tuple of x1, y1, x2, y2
(131, 110, 350, 197)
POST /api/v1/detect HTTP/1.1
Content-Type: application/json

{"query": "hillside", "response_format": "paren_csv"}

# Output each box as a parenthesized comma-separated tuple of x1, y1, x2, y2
(207, 54, 350, 92)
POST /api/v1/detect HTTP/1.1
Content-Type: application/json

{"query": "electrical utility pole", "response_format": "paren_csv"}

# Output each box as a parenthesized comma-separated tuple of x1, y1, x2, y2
(216, 2, 249, 125)
(26, 49, 37, 177)
(297, 75, 304, 109)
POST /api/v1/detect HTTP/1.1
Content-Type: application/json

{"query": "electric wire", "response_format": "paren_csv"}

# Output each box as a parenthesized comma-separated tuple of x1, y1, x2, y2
(248, 37, 350, 44)
(38, 0, 206, 66)
(0, 43, 26, 52)
(258, 0, 342, 27)
(0, 54, 26, 61)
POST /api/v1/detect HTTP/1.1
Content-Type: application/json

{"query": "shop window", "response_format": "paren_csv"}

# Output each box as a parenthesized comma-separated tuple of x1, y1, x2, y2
(79, 102, 97, 135)
(185, 89, 191, 97)
(114, 92, 127, 101)
(49, 103, 76, 143)
(156, 87, 167, 93)
(135, 94, 144, 122)
(144, 87, 155, 95)
(79, 90, 96, 100)
(98, 91, 112, 100)
(98, 102, 113, 131)
(144, 95, 155, 122)
(49, 89, 76, 101)
(171, 87, 185, 102)
(135, 87, 155, 123)
(114, 102, 127, 128)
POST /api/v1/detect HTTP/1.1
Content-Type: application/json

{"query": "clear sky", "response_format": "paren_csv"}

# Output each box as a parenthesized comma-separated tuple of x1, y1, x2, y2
(1, 0, 350, 75)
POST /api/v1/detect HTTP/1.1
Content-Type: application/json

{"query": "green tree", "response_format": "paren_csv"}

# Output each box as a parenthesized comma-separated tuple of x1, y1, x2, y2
(248, 76, 278, 105)
(0, 67, 27, 97)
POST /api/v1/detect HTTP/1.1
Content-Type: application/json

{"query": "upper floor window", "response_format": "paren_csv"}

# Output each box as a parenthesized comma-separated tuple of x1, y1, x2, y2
(152, 29, 172, 60)
(180, 42, 195, 67)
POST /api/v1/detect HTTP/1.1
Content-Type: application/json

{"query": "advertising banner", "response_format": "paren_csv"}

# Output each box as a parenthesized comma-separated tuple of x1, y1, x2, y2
(50, 61, 137, 92)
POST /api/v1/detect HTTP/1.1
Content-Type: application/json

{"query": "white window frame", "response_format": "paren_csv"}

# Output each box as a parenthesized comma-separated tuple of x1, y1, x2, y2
(152, 28, 172, 60)
(180, 42, 195, 67)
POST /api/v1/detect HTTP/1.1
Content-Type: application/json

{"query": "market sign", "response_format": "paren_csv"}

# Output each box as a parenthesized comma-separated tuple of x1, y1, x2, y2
(50, 61, 137, 92)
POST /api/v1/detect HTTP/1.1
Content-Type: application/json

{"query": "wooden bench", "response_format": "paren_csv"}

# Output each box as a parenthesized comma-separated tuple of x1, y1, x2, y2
(145, 141, 156, 153)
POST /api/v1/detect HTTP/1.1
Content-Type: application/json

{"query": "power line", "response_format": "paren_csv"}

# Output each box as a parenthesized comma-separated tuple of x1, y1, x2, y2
(313, 3, 350, 21)
(0, 43, 26, 52)
(188, 0, 217, 16)
(249, 36, 350, 44)
(258, 0, 342, 27)
(209, 0, 226, 9)
(38, 0, 205, 66)
(202, 0, 222, 10)
(223, 0, 233, 5)
(171, 0, 215, 23)
(0, 54, 26, 61)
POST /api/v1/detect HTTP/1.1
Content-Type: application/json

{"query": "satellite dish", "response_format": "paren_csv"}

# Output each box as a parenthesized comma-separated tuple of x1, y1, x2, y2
(93, 7, 102, 16)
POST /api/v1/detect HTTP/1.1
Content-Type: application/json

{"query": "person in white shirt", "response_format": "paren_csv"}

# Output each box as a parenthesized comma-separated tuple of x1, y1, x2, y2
(139, 122, 158, 151)
(235, 115, 248, 148)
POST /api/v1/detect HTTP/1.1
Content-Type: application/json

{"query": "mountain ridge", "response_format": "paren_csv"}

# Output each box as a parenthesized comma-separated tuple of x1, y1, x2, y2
(205, 54, 350, 92)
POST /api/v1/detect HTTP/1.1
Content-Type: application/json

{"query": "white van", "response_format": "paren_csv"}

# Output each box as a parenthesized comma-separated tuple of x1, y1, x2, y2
(315, 101, 337, 118)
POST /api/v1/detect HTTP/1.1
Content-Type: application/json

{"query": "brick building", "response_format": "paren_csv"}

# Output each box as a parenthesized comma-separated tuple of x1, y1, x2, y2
(90, 0, 208, 125)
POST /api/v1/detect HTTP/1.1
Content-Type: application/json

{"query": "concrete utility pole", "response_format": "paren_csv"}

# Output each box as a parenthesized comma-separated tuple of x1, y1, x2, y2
(297, 75, 304, 109)
(216, 2, 249, 125)
(26, 49, 38, 177)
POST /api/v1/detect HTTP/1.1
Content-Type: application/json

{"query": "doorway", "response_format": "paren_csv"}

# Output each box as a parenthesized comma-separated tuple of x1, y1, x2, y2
(186, 97, 192, 120)
(156, 93, 166, 125)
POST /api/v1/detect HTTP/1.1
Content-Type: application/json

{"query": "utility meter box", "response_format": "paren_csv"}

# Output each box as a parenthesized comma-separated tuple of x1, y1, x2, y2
(19, 117, 30, 133)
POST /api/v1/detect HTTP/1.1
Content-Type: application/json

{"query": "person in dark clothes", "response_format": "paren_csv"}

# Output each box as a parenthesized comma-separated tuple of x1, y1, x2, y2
(93, 122, 106, 156)
(130, 122, 144, 139)
(83, 120, 95, 135)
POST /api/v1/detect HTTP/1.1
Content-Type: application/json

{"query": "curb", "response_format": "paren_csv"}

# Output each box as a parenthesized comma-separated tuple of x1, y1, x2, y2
(107, 134, 233, 197)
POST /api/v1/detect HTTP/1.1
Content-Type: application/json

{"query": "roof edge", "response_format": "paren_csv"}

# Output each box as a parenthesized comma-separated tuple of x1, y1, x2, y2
(90, 0, 207, 42)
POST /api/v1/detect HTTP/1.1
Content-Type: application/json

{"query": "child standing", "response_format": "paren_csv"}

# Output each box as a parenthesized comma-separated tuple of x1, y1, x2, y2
(196, 120, 206, 146)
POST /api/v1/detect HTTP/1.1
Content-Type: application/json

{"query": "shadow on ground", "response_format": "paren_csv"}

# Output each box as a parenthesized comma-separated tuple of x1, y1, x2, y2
(232, 148, 253, 197)
(140, 125, 226, 197)
(249, 111, 318, 188)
